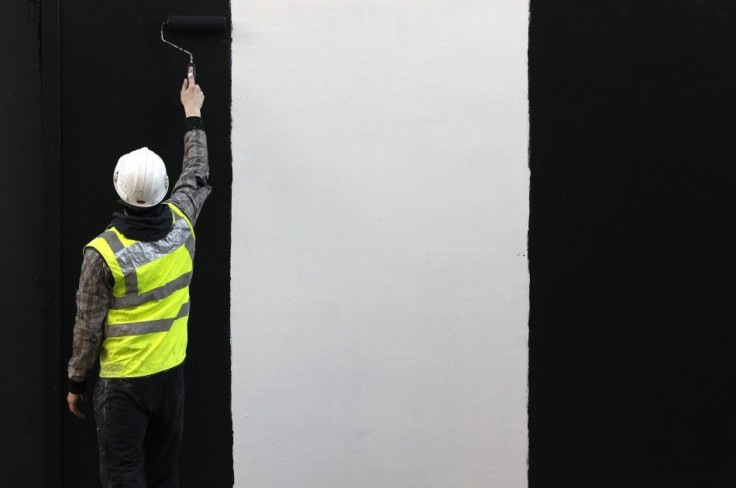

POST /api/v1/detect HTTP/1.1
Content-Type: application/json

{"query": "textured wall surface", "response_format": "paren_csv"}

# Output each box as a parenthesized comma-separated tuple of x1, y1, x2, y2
(231, 1, 529, 486)
(0, 1, 44, 486)
(529, 2, 736, 486)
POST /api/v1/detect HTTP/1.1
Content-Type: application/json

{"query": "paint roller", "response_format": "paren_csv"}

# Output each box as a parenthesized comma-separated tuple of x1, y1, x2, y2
(161, 16, 228, 80)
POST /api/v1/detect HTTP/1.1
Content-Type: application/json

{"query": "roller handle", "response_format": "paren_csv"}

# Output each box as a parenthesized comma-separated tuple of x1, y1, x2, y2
(187, 62, 197, 83)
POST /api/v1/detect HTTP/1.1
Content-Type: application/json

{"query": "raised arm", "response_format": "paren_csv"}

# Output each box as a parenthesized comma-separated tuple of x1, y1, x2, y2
(167, 67, 211, 226)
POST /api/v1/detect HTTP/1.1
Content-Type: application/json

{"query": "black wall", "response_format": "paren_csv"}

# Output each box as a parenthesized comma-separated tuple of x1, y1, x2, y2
(56, 1, 232, 487)
(0, 1, 231, 487)
(530, 1, 736, 486)
(0, 1, 44, 486)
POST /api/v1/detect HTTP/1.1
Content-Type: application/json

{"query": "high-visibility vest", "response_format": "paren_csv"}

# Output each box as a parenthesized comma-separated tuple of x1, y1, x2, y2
(85, 203, 195, 378)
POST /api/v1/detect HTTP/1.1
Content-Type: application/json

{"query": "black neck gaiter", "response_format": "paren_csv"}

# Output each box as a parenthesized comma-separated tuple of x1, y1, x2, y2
(110, 204, 173, 242)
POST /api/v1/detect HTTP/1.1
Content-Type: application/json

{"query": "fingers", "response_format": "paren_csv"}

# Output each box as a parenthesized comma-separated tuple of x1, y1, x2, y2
(69, 402, 86, 419)
(188, 66, 195, 86)
(67, 392, 86, 420)
(180, 66, 204, 115)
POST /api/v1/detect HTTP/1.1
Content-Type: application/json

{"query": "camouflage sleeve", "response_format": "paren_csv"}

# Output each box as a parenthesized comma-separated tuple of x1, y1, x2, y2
(67, 249, 112, 393)
(166, 117, 212, 227)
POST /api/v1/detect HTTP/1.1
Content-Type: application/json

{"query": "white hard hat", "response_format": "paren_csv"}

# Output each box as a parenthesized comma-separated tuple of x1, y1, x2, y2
(113, 147, 169, 208)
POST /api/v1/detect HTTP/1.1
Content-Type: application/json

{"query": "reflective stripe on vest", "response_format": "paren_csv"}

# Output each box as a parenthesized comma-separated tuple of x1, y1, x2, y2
(85, 203, 195, 378)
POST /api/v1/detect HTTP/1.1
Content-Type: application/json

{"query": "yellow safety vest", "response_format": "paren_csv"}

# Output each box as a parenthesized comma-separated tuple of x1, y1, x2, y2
(85, 203, 195, 378)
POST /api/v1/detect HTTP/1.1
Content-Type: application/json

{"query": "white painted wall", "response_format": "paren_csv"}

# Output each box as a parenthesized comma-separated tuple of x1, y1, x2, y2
(231, 1, 529, 486)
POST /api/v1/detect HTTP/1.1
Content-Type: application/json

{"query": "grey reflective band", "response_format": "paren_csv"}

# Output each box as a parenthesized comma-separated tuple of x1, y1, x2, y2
(115, 217, 192, 276)
(100, 230, 139, 295)
(105, 215, 193, 296)
(105, 302, 191, 338)
(110, 271, 193, 309)
(124, 270, 138, 297)
(100, 230, 125, 255)
(185, 236, 196, 261)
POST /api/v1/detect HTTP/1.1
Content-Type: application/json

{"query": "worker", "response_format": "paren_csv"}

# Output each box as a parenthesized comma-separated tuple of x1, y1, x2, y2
(66, 67, 209, 487)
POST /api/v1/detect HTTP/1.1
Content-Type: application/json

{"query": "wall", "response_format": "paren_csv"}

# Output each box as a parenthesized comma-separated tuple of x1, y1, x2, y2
(0, 1, 732, 486)
(0, 1, 44, 486)
(231, 1, 529, 486)
(529, 2, 736, 486)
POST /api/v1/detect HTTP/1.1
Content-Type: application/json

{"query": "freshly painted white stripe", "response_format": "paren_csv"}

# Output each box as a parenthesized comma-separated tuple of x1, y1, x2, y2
(232, 1, 529, 486)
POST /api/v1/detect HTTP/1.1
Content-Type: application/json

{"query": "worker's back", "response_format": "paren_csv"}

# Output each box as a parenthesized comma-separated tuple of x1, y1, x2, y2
(86, 202, 195, 378)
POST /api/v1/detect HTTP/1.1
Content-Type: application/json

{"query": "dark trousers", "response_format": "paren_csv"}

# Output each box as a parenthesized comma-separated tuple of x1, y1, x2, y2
(93, 363, 185, 488)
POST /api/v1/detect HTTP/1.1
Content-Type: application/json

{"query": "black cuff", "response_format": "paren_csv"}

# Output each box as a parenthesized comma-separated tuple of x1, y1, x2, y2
(69, 379, 87, 394)
(185, 116, 204, 132)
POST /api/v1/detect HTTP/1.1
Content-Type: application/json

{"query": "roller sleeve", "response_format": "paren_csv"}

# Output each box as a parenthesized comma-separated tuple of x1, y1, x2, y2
(166, 16, 227, 33)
